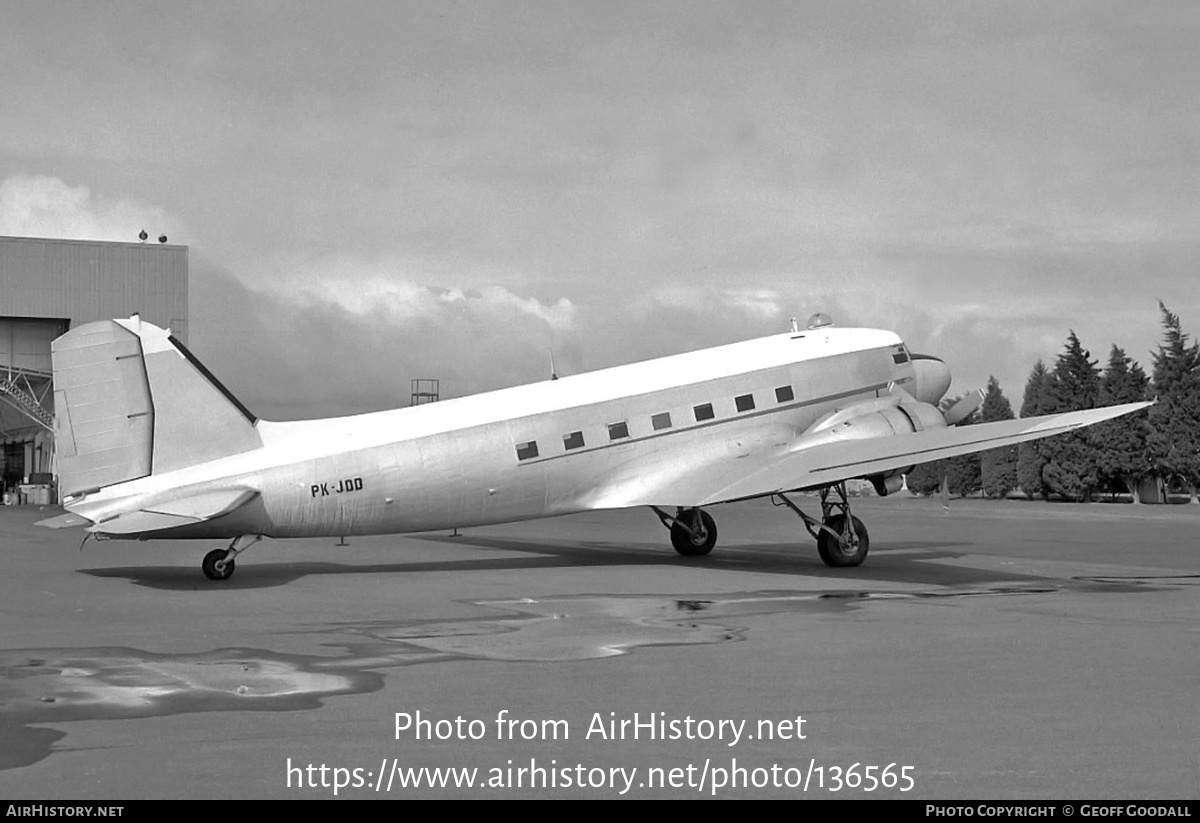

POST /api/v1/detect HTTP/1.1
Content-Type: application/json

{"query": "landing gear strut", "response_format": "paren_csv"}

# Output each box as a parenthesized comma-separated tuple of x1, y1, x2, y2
(201, 534, 263, 581)
(773, 482, 870, 567)
(651, 506, 718, 557)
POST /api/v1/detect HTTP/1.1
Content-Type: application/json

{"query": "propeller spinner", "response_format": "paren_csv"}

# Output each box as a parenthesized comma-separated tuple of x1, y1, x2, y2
(908, 354, 982, 425)
(910, 354, 952, 406)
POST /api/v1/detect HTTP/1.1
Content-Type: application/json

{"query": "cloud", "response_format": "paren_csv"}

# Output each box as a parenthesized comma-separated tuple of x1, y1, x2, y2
(190, 256, 583, 419)
(645, 285, 783, 323)
(285, 272, 576, 333)
(0, 175, 180, 243)
(254, 252, 579, 337)
(0, 172, 1188, 426)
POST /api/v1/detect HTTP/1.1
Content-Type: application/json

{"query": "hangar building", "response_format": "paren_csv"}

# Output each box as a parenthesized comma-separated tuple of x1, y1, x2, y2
(0, 235, 187, 500)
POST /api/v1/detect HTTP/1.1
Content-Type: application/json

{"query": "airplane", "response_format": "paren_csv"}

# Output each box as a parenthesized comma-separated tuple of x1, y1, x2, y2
(37, 313, 1150, 580)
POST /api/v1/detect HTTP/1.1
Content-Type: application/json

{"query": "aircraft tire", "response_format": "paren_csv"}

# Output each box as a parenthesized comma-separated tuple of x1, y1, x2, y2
(817, 515, 869, 567)
(202, 549, 236, 581)
(671, 510, 717, 557)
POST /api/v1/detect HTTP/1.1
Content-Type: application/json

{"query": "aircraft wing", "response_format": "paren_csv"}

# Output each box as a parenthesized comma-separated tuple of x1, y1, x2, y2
(584, 401, 1152, 509)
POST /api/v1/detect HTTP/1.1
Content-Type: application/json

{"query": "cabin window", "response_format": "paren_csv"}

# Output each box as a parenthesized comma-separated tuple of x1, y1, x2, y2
(608, 421, 630, 440)
(735, 393, 755, 412)
(893, 350, 910, 364)
(651, 412, 672, 431)
(563, 431, 585, 450)
(775, 385, 794, 403)
(515, 441, 539, 460)
(693, 403, 715, 422)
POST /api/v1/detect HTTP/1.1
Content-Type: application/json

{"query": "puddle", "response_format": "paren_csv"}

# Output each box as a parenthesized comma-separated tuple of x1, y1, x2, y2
(0, 579, 1167, 770)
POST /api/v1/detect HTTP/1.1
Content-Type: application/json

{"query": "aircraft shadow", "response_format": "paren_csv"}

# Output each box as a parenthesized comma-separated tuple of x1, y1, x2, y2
(80, 535, 1054, 592)
(423, 535, 1053, 589)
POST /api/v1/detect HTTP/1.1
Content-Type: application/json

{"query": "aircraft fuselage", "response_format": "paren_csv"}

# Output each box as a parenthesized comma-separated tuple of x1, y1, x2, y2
(68, 328, 917, 540)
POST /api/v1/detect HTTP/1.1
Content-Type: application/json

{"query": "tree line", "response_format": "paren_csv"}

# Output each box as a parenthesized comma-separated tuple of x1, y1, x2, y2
(906, 302, 1200, 503)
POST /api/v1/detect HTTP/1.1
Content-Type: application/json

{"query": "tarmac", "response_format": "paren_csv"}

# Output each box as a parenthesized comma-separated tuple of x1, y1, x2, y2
(0, 495, 1196, 799)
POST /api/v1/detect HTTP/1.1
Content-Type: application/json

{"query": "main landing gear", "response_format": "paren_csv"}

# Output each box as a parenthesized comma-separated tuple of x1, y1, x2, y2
(651, 506, 718, 557)
(653, 482, 869, 567)
(201, 534, 263, 581)
(773, 482, 869, 567)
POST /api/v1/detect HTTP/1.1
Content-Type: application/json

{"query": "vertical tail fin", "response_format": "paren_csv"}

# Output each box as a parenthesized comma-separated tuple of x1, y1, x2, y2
(52, 317, 261, 497)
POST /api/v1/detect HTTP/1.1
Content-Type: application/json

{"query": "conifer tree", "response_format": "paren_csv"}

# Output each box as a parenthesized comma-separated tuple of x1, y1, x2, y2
(1092, 346, 1151, 502)
(1041, 331, 1101, 501)
(1050, 331, 1101, 410)
(1148, 303, 1200, 503)
(943, 400, 981, 496)
(980, 376, 1017, 498)
(1017, 360, 1053, 498)
(905, 459, 943, 496)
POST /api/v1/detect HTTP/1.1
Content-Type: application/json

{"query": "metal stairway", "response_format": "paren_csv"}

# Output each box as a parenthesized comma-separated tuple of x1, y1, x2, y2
(0, 375, 54, 431)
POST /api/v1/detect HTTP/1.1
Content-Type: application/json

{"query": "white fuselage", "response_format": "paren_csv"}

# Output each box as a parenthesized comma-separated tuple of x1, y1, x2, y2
(68, 327, 916, 539)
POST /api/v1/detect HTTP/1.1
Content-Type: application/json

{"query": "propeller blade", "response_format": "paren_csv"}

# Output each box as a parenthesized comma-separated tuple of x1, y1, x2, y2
(943, 388, 985, 426)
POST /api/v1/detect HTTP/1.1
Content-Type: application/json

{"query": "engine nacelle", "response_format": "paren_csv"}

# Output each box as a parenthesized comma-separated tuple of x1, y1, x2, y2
(791, 397, 948, 497)
(798, 396, 947, 450)
(868, 469, 906, 497)
(903, 399, 948, 432)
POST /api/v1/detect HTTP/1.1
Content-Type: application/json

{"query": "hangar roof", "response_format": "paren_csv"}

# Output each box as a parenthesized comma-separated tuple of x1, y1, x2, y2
(0, 235, 188, 342)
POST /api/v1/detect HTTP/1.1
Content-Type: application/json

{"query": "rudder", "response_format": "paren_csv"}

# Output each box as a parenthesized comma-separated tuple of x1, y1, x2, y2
(53, 321, 155, 496)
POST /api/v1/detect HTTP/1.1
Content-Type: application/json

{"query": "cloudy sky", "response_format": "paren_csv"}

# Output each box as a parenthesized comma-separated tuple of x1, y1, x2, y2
(2, 1, 1197, 419)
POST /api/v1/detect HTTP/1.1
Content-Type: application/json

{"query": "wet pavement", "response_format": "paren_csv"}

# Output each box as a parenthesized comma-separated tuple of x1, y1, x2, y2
(0, 497, 1196, 798)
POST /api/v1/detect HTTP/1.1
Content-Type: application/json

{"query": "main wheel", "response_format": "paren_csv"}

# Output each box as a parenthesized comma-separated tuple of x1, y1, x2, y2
(816, 514, 869, 567)
(670, 510, 717, 557)
(202, 548, 236, 581)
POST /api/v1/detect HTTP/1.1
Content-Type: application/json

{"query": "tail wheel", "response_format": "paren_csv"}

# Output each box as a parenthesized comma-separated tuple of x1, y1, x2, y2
(202, 549, 235, 581)
(671, 510, 717, 557)
(817, 514, 869, 567)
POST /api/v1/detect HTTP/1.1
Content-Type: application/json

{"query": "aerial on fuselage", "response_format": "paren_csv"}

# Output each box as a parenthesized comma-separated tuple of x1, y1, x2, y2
(38, 313, 1150, 580)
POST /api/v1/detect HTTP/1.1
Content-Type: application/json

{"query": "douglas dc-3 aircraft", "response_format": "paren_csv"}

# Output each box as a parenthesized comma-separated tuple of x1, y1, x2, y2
(38, 314, 1149, 580)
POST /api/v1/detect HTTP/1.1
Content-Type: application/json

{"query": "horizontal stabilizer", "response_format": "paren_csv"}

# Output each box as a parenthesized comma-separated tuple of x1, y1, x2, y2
(140, 488, 259, 520)
(90, 510, 206, 534)
(35, 512, 93, 529)
(85, 488, 259, 536)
